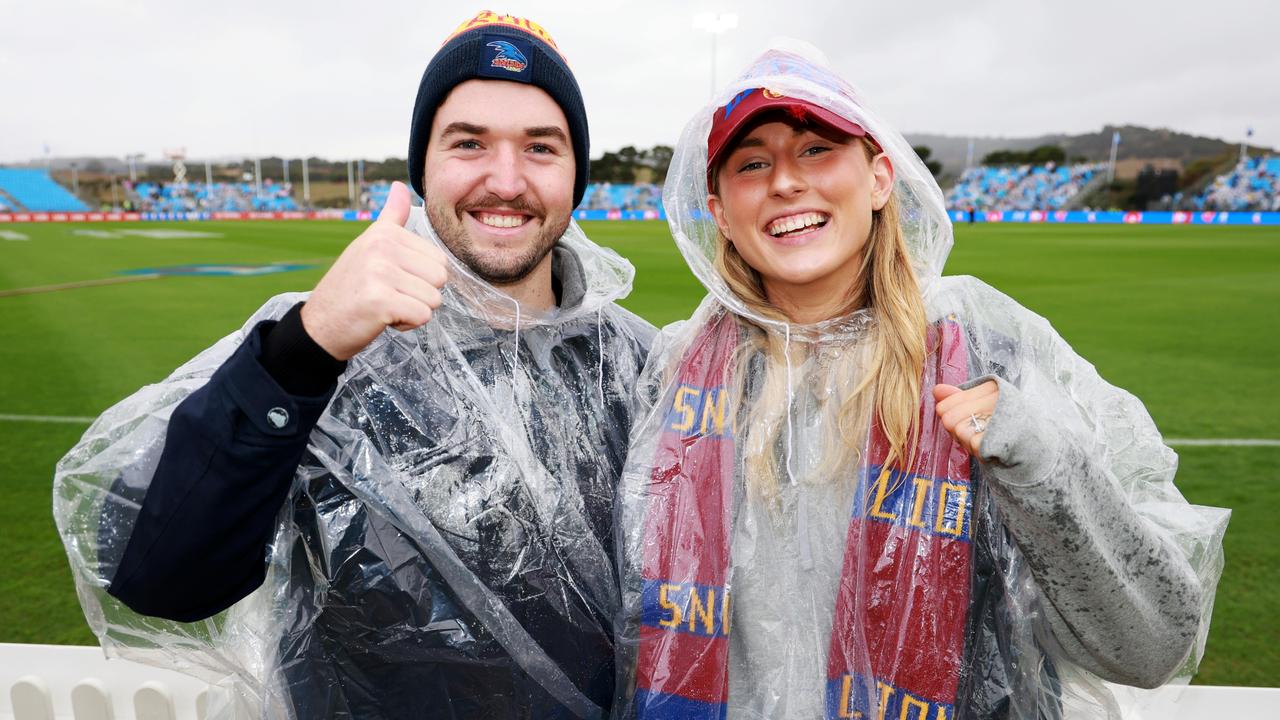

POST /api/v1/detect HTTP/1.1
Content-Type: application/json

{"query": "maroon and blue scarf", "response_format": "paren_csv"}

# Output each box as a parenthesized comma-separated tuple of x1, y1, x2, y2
(635, 313, 973, 719)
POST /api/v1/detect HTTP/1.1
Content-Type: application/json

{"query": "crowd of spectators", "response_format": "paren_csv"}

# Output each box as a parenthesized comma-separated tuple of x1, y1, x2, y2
(1166, 156, 1280, 212)
(946, 162, 1104, 212)
(129, 180, 299, 213)
(578, 182, 662, 212)
(361, 181, 393, 212)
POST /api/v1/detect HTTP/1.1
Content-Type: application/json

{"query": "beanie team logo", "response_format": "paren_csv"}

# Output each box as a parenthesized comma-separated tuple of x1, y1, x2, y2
(486, 40, 528, 72)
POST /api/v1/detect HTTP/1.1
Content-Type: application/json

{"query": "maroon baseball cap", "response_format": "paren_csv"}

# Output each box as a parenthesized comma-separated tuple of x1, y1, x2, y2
(707, 88, 873, 175)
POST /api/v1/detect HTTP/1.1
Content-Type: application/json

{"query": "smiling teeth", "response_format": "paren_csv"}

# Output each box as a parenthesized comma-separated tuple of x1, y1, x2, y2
(768, 212, 828, 237)
(476, 213, 527, 228)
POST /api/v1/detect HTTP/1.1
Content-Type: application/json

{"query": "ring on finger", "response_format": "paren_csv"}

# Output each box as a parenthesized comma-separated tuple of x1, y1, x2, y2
(968, 413, 991, 434)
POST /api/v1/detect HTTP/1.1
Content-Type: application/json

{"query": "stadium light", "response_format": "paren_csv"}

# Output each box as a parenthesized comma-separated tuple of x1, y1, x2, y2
(126, 153, 144, 183)
(347, 160, 355, 208)
(693, 12, 738, 99)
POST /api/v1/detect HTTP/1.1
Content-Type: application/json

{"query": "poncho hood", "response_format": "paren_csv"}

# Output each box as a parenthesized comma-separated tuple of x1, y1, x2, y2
(663, 41, 953, 333)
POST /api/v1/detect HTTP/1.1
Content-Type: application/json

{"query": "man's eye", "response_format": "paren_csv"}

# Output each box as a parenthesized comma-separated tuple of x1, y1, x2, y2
(455, 140, 481, 150)
(530, 143, 554, 154)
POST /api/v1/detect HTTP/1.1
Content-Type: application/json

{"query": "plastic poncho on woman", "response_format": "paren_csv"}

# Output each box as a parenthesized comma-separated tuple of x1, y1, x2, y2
(54, 208, 654, 720)
(613, 44, 1228, 720)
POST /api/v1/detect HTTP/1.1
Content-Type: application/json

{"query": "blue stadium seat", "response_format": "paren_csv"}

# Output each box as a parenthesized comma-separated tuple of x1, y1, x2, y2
(0, 168, 90, 212)
(1192, 155, 1280, 212)
(574, 182, 664, 213)
(945, 162, 1102, 212)
(127, 179, 304, 213)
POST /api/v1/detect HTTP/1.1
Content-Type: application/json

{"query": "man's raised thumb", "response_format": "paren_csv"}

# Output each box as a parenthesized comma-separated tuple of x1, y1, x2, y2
(377, 181, 412, 227)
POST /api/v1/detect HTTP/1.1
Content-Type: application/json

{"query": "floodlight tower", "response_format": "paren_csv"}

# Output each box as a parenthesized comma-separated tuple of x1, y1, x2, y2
(347, 160, 356, 208)
(302, 157, 311, 207)
(163, 147, 188, 184)
(126, 153, 145, 183)
(694, 12, 739, 99)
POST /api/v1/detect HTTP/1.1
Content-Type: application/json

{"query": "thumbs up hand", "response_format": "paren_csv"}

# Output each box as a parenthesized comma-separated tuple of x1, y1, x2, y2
(301, 181, 450, 361)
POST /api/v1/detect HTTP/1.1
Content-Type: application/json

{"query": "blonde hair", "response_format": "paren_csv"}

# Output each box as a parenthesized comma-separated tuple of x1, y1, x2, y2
(712, 137, 927, 501)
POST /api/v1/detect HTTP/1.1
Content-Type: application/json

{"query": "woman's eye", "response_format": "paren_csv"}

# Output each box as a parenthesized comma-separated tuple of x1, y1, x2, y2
(803, 145, 831, 157)
(738, 160, 767, 173)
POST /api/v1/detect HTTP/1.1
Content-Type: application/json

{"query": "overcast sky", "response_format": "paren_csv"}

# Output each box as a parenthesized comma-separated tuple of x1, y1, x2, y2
(1, 0, 1275, 164)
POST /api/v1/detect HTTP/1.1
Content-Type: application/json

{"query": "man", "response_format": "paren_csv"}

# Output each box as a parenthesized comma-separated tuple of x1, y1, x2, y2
(54, 12, 653, 720)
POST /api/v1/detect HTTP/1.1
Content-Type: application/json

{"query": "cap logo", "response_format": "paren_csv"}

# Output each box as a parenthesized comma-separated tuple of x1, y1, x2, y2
(722, 89, 757, 121)
(486, 40, 528, 72)
(762, 88, 785, 99)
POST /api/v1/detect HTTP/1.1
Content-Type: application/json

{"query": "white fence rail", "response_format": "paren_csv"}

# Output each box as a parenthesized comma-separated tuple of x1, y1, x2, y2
(3, 642, 1277, 719)
(2, 644, 207, 720)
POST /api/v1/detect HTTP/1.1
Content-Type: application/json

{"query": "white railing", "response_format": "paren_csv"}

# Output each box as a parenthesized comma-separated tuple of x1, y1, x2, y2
(2, 644, 208, 720)
(3, 642, 1277, 719)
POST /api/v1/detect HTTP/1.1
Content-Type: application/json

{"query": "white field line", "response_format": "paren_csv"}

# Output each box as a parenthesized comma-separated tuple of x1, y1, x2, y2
(0, 413, 97, 424)
(0, 411, 1277, 448)
(1165, 438, 1280, 447)
(0, 273, 161, 298)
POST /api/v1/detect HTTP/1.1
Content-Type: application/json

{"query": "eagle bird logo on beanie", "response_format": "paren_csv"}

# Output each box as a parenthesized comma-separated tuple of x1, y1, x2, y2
(486, 40, 528, 72)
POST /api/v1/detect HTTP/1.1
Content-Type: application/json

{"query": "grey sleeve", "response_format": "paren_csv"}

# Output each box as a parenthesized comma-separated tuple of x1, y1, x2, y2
(965, 375, 1204, 688)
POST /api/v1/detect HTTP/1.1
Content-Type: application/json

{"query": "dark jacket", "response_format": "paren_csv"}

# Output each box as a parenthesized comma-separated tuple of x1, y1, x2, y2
(102, 239, 655, 720)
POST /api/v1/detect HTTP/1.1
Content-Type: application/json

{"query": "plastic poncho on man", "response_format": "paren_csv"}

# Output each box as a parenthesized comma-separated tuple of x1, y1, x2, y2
(54, 207, 654, 720)
(613, 43, 1228, 720)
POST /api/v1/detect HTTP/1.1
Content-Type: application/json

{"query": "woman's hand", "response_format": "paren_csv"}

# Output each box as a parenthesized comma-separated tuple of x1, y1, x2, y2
(933, 381, 999, 457)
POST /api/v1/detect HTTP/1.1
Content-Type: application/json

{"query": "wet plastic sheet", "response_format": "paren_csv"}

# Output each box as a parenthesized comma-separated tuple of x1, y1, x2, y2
(54, 208, 654, 719)
(613, 44, 1229, 720)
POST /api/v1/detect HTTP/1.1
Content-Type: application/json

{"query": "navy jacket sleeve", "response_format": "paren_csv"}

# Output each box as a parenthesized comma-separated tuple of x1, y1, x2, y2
(108, 303, 345, 622)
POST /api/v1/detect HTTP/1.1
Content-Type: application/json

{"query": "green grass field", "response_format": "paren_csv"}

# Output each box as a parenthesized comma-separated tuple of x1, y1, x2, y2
(1, 220, 1275, 686)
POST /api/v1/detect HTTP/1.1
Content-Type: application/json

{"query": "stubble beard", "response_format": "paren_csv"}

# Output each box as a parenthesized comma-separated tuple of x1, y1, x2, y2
(426, 193, 569, 286)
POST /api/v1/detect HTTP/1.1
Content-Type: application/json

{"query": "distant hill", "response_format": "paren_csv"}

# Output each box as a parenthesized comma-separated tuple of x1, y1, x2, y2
(904, 125, 1272, 177)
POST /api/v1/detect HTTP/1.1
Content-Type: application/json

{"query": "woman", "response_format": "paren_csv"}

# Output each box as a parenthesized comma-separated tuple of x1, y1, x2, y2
(614, 44, 1227, 719)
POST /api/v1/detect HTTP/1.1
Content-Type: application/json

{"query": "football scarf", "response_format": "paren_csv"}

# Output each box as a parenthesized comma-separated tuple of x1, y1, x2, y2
(635, 314, 973, 720)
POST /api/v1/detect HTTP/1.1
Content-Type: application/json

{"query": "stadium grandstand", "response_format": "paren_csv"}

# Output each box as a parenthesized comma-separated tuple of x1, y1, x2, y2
(579, 182, 663, 213)
(362, 181, 393, 212)
(1169, 155, 1280, 212)
(130, 180, 299, 213)
(0, 168, 89, 212)
(6, 156, 1280, 218)
(945, 162, 1105, 212)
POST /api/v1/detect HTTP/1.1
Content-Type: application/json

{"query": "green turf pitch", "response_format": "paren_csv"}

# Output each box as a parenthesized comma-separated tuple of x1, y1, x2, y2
(0, 220, 1275, 686)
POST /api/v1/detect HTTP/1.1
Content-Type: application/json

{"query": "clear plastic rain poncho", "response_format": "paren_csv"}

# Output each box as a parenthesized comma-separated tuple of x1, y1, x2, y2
(54, 207, 654, 720)
(613, 44, 1229, 720)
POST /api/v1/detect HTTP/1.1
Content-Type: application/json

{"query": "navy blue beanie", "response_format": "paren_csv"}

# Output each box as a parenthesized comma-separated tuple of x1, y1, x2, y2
(407, 14, 589, 206)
